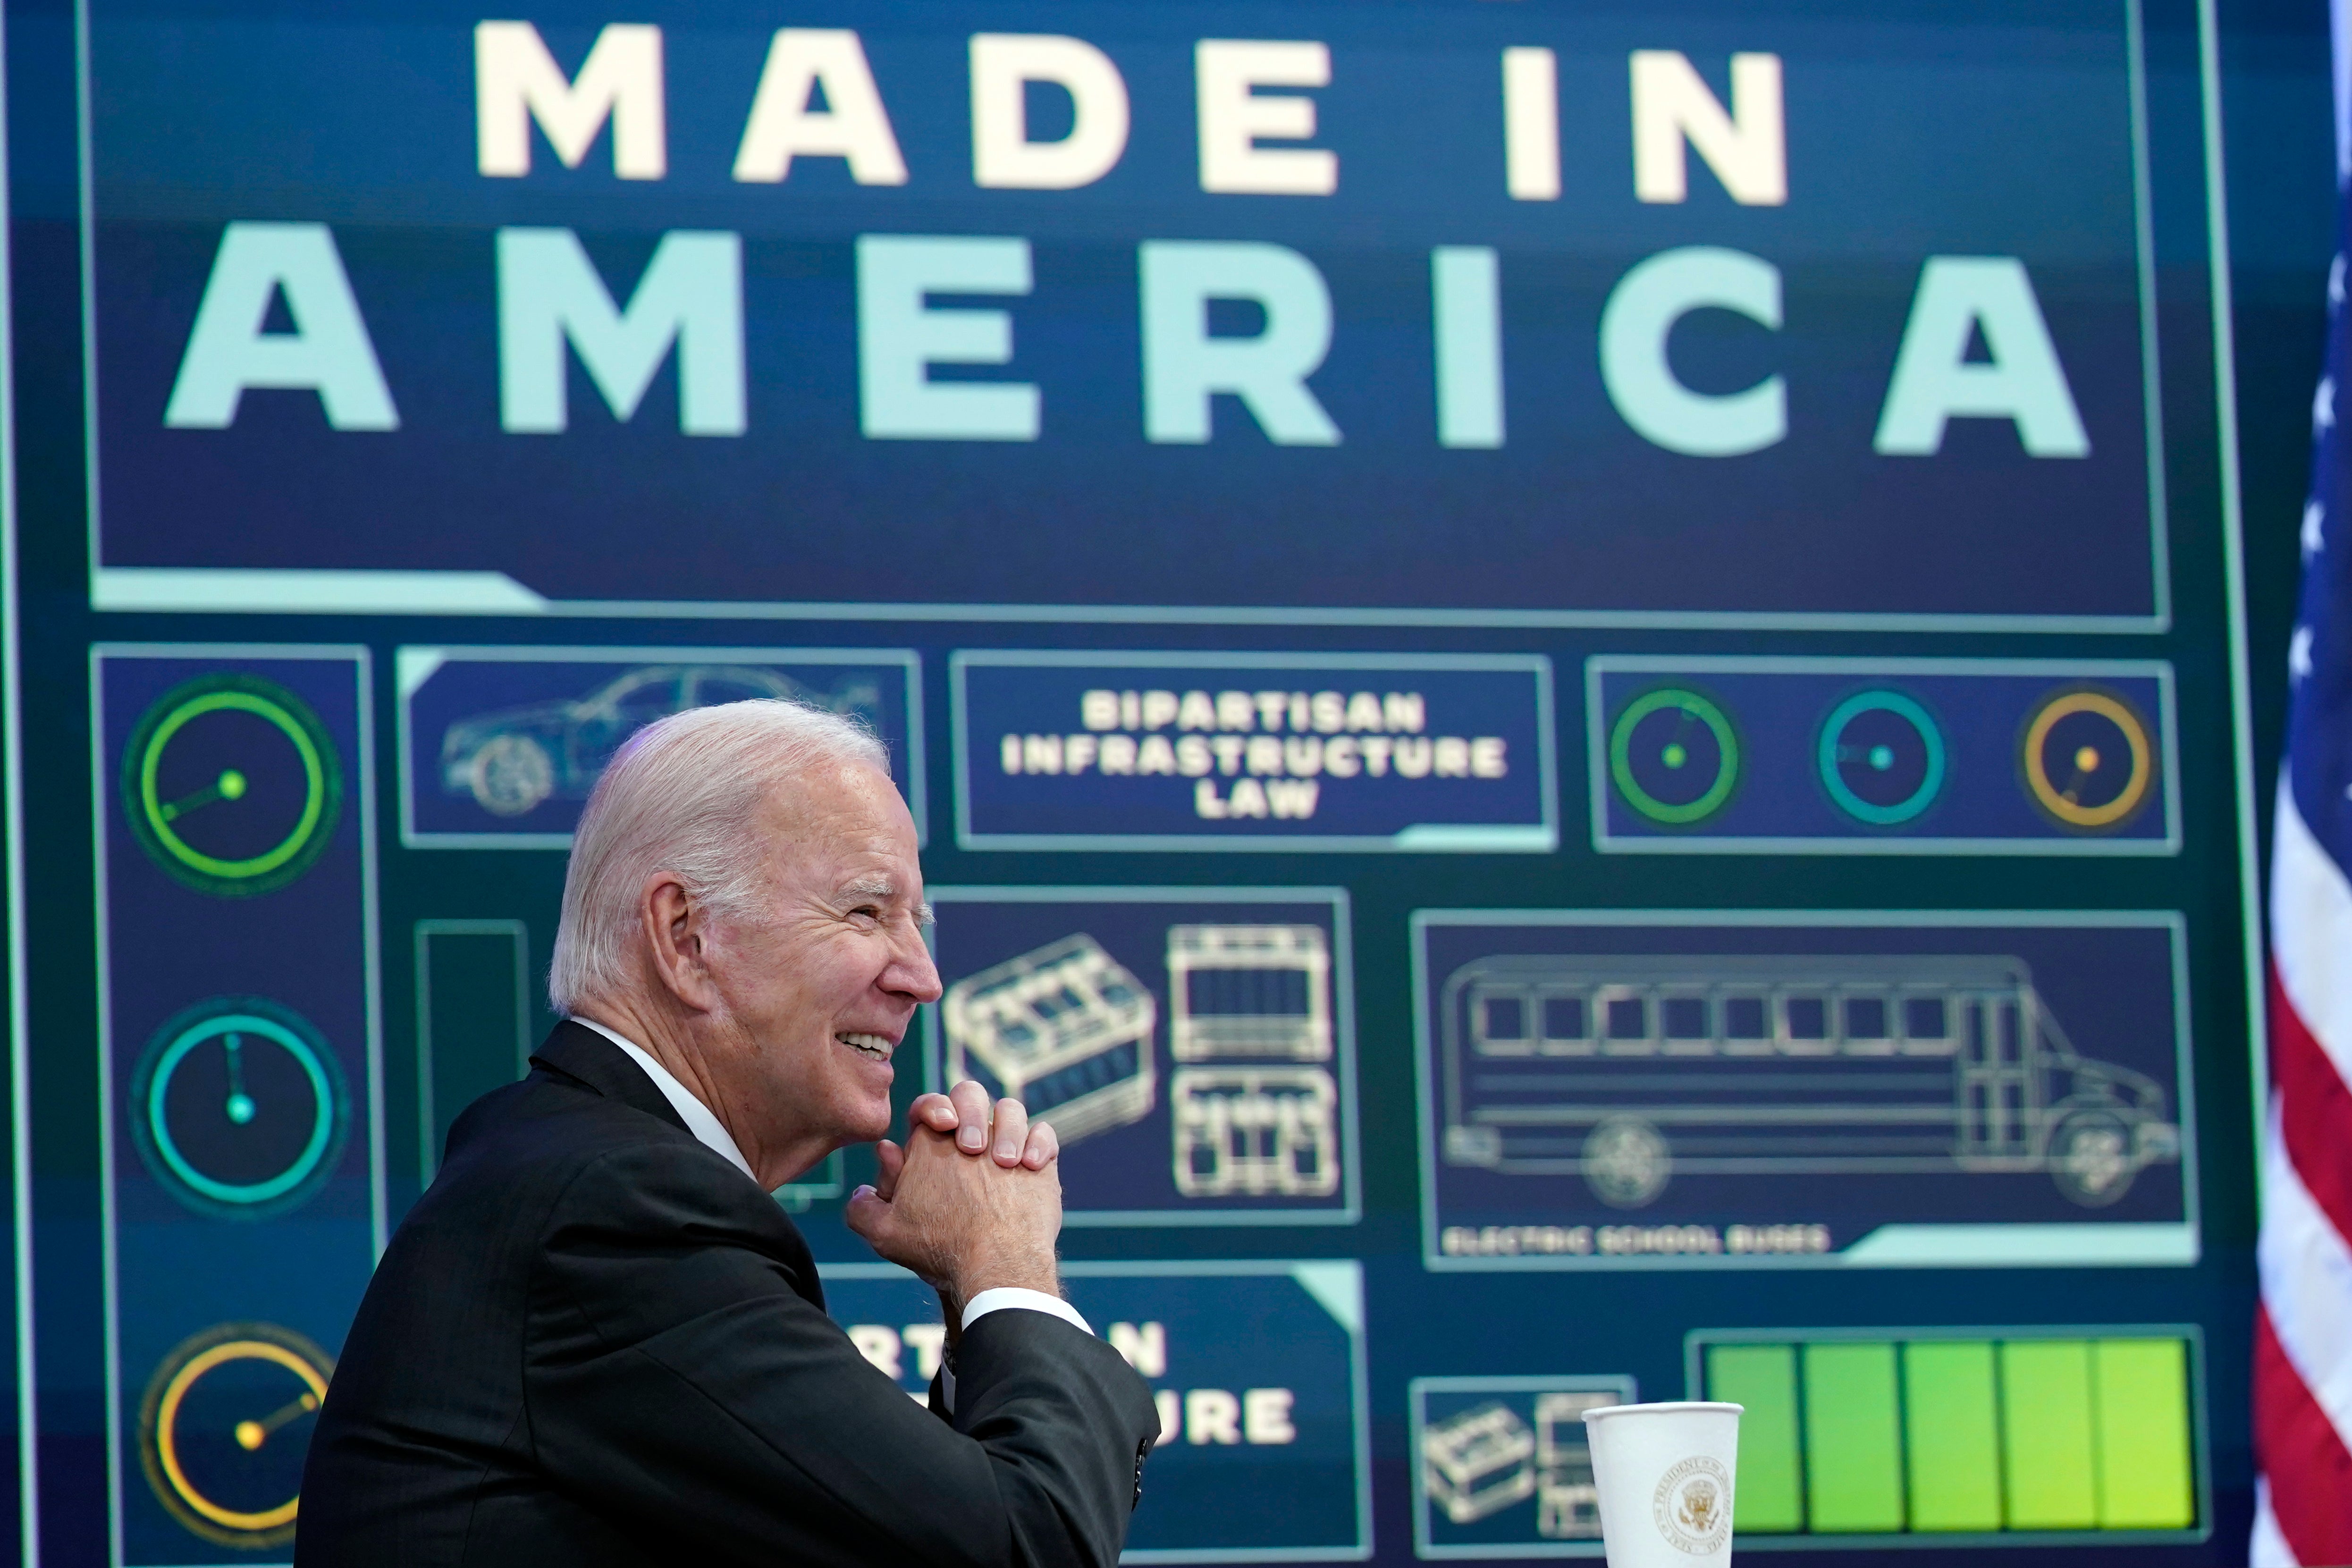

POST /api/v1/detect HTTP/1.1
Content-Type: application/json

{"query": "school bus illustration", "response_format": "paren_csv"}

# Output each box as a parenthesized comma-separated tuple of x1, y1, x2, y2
(1437, 955, 2179, 1208)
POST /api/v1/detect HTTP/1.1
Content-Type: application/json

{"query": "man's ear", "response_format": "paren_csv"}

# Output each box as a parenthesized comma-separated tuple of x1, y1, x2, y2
(641, 872, 723, 1012)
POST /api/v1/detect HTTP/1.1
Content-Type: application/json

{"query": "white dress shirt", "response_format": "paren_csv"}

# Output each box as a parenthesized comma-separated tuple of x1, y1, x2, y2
(576, 1018, 760, 1183)
(569, 1017, 1091, 1382)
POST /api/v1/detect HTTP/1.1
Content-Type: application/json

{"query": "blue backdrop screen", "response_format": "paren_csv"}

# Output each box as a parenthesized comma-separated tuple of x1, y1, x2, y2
(1, 0, 2268, 1563)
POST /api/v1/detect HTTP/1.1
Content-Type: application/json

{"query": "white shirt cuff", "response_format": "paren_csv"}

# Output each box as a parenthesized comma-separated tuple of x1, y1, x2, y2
(962, 1287, 1091, 1336)
(937, 1290, 1091, 1416)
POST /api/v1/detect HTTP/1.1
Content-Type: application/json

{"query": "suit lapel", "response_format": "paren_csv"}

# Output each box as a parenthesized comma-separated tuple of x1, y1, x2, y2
(529, 1020, 828, 1312)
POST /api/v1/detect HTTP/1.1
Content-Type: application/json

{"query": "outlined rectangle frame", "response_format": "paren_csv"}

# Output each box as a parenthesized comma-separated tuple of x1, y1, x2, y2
(1411, 908, 2199, 1272)
(1584, 657, 2183, 857)
(395, 644, 926, 850)
(1680, 1322, 2212, 1550)
(1406, 1374, 1640, 1560)
(825, 1257, 1375, 1563)
(923, 886, 1361, 1226)
(951, 651, 1558, 853)
(413, 919, 530, 1184)
(73, 0, 2176, 640)
(89, 642, 386, 1568)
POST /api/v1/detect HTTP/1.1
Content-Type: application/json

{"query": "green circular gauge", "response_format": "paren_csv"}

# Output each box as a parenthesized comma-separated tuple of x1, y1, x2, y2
(1608, 689, 1739, 825)
(1817, 690, 1947, 826)
(122, 674, 341, 897)
(131, 999, 347, 1220)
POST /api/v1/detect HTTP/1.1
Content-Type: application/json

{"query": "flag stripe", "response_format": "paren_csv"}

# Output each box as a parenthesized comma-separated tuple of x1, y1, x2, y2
(2249, 1478, 2300, 1568)
(2269, 782, 2352, 1092)
(2266, 775, 2352, 1554)
(2255, 1303, 2352, 1568)
(2257, 1087, 2352, 1459)
(2269, 969, 2352, 1248)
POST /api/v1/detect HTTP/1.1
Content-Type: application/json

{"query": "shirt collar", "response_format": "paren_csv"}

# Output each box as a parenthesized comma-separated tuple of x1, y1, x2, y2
(570, 1017, 761, 1188)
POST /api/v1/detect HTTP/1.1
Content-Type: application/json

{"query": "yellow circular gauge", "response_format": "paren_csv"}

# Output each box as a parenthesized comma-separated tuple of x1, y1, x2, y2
(138, 1322, 333, 1549)
(2022, 690, 2155, 829)
(122, 674, 341, 898)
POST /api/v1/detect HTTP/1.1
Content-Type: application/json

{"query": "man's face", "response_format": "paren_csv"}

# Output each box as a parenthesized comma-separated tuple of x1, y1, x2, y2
(702, 759, 940, 1171)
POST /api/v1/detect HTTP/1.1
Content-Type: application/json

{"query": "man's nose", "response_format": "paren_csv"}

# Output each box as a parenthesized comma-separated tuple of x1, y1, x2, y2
(889, 925, 944, 1004)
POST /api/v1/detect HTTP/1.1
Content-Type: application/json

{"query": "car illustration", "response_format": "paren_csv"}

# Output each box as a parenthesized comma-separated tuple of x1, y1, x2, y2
(439, 665, 885, 817)
(1438, 954, 2180, 1208)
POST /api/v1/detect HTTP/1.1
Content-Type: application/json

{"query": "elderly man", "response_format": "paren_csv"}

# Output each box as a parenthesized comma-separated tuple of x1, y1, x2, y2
(298, 700, 1158, 1566)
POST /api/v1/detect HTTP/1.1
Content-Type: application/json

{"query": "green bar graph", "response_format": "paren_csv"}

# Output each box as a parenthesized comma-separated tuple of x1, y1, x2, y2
(1903, 1341, 2002, 1531)
(1803, 1343, 1905, 1531)
(1696, 1332, 2198, 1539)
(2094, 1340, 2194, 1528)
(2002, 1340, 2098, 1527)
(1706, 1344, 1803, 1531)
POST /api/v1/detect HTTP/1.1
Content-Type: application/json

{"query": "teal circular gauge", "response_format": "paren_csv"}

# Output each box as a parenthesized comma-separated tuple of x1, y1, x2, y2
(131, 999, 347, 1220)
(122, 675, 341, 898)
(1608, 689, 1739, 825)
(1817, 691, 1946, 826)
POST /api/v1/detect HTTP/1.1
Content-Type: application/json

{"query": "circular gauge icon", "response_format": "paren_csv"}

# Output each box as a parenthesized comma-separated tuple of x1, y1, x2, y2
(131, 999, 347, 1220)
(1609, 689, 1738, 825)
(1817, 691, 1947, 826)
(122, 674, 341, 898)
(2022, 689, 2155, 829)
(138, 1322, 333, 1550)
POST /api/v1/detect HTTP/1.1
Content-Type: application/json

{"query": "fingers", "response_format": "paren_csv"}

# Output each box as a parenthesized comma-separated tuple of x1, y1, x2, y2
(872, 1138, 905, 1201)
(908, 1092, 960, 1138)
(843, 1183, 888, 1243)
(989, 1098, 1029, 1167)
(942, 1080, 1044, 1165)
(948, 1080, 992, 1153)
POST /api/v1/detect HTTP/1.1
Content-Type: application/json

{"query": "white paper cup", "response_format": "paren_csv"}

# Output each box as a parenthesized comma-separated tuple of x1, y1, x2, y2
(1580, 1401, 1742, 1567)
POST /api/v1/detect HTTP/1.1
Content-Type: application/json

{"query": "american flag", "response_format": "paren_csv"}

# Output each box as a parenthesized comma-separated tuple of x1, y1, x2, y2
(2250, 20, 2352, 1555)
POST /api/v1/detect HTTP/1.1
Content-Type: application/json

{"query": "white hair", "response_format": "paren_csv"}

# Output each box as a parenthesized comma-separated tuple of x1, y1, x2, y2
(547, 698, 891, 1013)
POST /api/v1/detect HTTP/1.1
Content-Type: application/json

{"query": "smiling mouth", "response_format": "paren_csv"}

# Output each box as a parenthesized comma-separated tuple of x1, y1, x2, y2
(838, 1032, 896, 1062)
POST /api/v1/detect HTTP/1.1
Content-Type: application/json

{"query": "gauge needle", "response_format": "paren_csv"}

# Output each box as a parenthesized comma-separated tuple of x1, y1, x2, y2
(223, 1033, 255, 1126)
(160, 769, 248, 823)
(2058, 744, 2103, 805)
(1657, 708, 1702, 770)
(232, 1391, 319, 1452)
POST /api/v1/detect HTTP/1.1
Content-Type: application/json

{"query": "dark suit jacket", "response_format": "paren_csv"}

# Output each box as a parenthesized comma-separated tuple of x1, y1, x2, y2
(297, 1021, 1158, 1567)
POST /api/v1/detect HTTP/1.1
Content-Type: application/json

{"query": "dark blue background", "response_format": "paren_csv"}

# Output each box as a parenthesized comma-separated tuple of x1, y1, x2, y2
(404, 653, 916, 838)
(961, 658, 1548, 843)
(85, 0, 2159, 618)
(1415, 1380, 1628, 1557)
(826, 1265, 1367, 1558)
(1418, 919, 2189, 1249)
(1594, 666, 2174, 845)
(99, 655, 376, 1566)
(927, 894, 1352, 1219)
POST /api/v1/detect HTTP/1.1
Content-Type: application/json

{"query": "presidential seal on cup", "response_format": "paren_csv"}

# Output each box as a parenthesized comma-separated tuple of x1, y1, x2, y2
(1580, 1401, 1743, 1567)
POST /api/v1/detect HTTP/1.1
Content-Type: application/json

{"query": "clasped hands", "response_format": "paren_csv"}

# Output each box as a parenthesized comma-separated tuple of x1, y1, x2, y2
(844, 1081, 1064, 1322)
